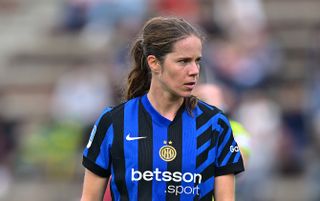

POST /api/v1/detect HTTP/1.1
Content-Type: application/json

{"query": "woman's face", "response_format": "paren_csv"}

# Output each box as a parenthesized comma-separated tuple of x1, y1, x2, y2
(155, 35, 202, 98)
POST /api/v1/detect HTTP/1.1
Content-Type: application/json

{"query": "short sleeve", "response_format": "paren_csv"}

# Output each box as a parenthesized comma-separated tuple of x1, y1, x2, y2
(82, 107, 113, 177)
(214, 113, 245, 177)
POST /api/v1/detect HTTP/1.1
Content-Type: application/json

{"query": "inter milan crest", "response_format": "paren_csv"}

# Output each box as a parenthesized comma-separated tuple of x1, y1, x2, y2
(159, 141, 176, 162)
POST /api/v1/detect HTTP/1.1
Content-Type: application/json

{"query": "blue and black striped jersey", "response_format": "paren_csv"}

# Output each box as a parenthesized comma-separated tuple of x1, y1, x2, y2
(83, 94, 244, 201)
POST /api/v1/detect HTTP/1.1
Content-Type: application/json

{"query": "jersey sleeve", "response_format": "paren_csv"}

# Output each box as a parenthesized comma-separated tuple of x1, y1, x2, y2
(82, 107, 113, 177)
(214, 113, 245, 177)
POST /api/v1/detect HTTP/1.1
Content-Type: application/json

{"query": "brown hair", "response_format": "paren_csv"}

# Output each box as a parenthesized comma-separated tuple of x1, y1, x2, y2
(126, 16, 203, 113)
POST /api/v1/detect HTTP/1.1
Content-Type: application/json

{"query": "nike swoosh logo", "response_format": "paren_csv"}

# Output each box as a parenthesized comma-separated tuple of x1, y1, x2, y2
(126, 134, 147, 141)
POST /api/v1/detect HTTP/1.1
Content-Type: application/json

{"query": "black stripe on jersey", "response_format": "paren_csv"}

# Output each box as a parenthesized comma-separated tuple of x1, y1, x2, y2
(197, 126, 211, 148)
(200, 163, 215, 183)
(196, 147, 210, 169)
(199, 190, 214, 201)
(138, 101, 153, 201)
(194, 194, 200, 201)
(196, 129, 219, 168)
(196, 103, 219, 129)
(82, 158, 109, 177)
(195, 161, 215, 201)
(215, 161, 244, 176)
(209, 130, 218, 149)
(111, 104, 129, 200)
(217, 119, 234, 166)
(166, 112, 183, 201)
(87, 112, 112, 163)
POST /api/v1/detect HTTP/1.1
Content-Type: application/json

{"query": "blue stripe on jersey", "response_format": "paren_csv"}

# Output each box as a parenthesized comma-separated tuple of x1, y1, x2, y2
(181, 110, 197, 201)
(95, 125, 114, 169)
(198, 100, 214, 110)
(196, 120, 211, 137)
(217, 129, 231, 161)
(141, 94, 168, 200)
(197, 148, 216, 199)
(197, 141, 211, 156)
(123, 98, 140, 201)
(152, 121, 167, 201)
(233, 151, 241, 163)
(221, 141, 236, 166)
(199, 176, 214, 199)
(196, 147, 216, 174)
(195, 105, 218, 162)
(195, 105, 204, 117)
(141, 94, 171, 127)
(110, 165, 120, 199)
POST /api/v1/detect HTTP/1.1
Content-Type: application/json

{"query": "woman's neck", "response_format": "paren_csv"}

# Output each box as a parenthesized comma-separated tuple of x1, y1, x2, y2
(147, 90, 184, 121)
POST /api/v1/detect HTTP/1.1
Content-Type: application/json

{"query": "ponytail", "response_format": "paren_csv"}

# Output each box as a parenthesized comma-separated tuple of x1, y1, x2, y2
(185, 95, 198, 116)
(125, 39, 151, 100)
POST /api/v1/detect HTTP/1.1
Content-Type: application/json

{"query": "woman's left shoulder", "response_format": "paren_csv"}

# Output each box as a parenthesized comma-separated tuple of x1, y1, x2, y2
(196, 99, 223, 116)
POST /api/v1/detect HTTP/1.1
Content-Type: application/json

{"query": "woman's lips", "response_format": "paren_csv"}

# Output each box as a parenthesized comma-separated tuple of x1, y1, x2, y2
(184, 82, 196, 90)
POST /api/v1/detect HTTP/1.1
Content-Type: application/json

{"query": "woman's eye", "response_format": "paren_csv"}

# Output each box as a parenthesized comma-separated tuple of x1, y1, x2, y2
(196, 57, 202, 64)
(178, 60, 187, 64)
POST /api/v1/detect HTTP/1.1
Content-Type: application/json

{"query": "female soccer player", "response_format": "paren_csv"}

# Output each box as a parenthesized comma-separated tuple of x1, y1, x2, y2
(81, 16, 244, 201)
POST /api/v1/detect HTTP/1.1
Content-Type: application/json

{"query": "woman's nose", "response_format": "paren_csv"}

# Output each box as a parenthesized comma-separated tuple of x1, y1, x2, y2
(188, 62, 200, 76)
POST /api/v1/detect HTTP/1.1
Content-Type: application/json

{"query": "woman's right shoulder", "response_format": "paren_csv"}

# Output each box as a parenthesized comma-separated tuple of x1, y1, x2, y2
(100, 96, 141, 117)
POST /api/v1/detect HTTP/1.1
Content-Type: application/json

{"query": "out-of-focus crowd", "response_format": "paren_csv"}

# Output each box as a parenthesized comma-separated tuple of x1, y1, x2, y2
(0, 0, 320, 200)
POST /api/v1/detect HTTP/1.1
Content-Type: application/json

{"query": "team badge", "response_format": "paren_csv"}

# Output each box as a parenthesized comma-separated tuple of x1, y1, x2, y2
(159, 141, 176, 162)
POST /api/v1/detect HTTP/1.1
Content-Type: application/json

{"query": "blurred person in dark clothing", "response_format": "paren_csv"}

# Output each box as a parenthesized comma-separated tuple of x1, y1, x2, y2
(0, 117, 17, 199)
(305, 22, 320, 201)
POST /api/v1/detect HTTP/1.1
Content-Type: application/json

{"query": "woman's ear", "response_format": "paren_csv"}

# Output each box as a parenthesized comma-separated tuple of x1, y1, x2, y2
(147, 55, 161, 73)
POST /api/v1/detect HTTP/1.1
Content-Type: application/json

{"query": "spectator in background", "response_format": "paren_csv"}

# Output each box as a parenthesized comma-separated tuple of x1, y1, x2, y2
(235, 92, 281, 201)
(83, 0, 147, 49)
(85, 0, 146, 29)
(57, 0, 147, 49)
(50, 62, 115, 152)
(14, 62, 116, 179)
(305, 22, 320, 201)
(0, 117, 17, 199)
(201, 0, 282, 92)
(152, 0, 200, 23)
(51, 63, 114, 125)
(59, 0, 88, 32)
(0, 0, 18, 12)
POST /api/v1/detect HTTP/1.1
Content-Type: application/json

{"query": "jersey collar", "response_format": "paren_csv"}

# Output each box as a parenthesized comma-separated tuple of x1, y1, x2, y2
(141, 94, 184, 127)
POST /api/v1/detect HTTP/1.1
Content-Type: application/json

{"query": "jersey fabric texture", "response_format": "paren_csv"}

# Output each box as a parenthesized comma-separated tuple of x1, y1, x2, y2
(83, 94, 244, 201)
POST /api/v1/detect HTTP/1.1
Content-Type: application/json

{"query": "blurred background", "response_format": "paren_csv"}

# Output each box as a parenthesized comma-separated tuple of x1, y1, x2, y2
(0, 0, 319, 200)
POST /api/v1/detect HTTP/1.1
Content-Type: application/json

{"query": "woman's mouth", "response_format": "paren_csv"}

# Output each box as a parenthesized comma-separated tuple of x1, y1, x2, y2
(184, 82, 196, 90)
